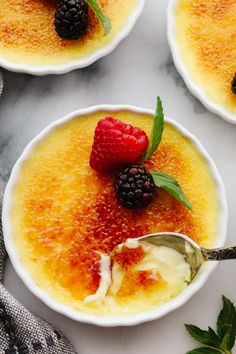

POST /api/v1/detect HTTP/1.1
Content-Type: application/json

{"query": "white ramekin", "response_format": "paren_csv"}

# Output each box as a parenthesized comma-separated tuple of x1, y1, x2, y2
(0, 1, 145, 76)
(167, 0, 236, 124)
(2, 105, 228, 327)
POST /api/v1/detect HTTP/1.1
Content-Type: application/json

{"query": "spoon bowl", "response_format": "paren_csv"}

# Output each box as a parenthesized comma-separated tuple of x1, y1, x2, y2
(137, 232, 236, 280)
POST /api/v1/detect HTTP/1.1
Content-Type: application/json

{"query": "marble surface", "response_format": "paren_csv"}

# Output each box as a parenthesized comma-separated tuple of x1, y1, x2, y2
(0, 1, 236, 353)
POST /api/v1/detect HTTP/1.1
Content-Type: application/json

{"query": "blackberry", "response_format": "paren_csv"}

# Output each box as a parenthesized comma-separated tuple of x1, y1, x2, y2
(232, 73, 236, 95)
(114, 164, 155, 209)
(54, 0, 88, 40)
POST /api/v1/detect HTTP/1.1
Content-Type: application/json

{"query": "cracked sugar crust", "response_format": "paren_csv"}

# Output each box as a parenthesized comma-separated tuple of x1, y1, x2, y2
(11, 111, 219, 315)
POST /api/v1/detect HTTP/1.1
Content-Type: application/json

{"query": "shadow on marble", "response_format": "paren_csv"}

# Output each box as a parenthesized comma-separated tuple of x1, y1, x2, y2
(163, 55, 207, 115)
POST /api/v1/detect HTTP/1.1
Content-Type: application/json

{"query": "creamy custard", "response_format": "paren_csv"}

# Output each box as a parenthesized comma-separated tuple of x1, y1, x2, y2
(109, 239, 191, 301)
(11, 111, 219, 316)
(0, 0, 137, 66)
(77, 239, 191, 310)
(175, 0, 236, 115)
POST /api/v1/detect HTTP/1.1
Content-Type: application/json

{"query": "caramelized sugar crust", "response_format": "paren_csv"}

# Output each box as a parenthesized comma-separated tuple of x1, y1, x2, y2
(12, 111, 219, 314)
(112, 247, 167, 299)
(116, 270, 166, 298)
(112, 246, 145, 270)
(175, 0, 236, 114)
(0, 0, 137, 65)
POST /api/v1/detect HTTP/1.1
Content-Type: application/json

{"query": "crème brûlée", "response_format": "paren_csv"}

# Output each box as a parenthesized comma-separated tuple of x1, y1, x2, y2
(11, 111, 219, 316)
(174, 0, 236, 115)
(0, 0, 137, 66)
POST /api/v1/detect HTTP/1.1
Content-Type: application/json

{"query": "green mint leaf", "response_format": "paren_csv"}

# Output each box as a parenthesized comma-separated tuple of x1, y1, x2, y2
(143, 96, 164, 161)
(217, 296, 236, 350)
(185, 325, 220, 348)
(151, 171, 192, 211)
(220, 333, 232, 353)
(208, 328, 221, 347)
(86, 0, 111, 35)
(186, 348, 223, 354)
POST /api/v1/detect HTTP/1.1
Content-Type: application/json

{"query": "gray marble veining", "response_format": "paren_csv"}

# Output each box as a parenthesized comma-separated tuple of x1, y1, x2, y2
(0, 1, 236, 353)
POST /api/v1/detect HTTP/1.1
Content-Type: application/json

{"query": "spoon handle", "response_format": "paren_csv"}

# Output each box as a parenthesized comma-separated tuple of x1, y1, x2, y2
(202, 246, 236, 261)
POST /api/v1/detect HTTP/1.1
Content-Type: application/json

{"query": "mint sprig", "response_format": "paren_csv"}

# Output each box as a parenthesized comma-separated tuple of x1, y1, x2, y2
(186, 296, 236, 354)
(142, 97, 192, 211)
(143, 96, 164, 161)
(151, 172, 192, 211)
(86, 0, 111, 36)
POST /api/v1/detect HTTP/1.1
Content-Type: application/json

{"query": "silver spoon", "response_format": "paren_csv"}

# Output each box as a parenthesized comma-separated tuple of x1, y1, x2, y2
(137, 232, 236, 280)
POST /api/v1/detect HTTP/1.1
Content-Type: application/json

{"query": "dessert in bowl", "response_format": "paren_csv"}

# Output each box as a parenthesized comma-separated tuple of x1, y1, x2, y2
(168, 0, 236, 123)
(0, 0, 145, 75)
(2, 102, 227, 326)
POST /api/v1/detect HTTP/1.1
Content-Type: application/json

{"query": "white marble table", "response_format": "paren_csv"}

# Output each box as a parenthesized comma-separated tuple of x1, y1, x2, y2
(1, 1, 236, 353)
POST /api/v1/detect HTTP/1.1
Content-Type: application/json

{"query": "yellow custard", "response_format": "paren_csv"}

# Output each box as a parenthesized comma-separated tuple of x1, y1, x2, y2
(0, 0, 137, 66)
(11, 111, 219, 316)
(175, 0, 236, 116)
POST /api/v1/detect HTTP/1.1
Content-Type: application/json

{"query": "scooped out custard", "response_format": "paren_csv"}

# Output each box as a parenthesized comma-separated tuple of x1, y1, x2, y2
(110, 239, 191, 298)
(0, 0, 137, 66)
(174, 0, 236, 116)
(82, 239, 191, 308)
(11, 110, 219, 316)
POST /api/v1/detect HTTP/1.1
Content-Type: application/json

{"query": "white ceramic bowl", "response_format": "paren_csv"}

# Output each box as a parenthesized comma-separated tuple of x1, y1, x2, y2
(2, 105, 228, 327)
(0, 1, 145, 75)
(167, 0, 235, 124)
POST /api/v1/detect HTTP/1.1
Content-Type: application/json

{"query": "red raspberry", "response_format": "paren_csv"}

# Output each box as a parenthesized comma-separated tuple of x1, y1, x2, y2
(89, 117, 149, 173)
